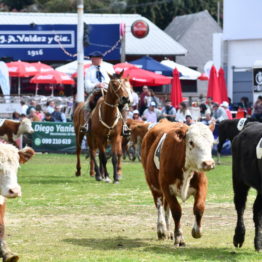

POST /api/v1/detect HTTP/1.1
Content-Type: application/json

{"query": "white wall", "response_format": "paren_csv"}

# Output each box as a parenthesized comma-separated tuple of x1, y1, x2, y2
(224, 0, 262, 40)
(226, 39, 262, 100)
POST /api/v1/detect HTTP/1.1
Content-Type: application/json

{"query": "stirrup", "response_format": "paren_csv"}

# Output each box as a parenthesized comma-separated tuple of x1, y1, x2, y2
(122, 124, 131, 137)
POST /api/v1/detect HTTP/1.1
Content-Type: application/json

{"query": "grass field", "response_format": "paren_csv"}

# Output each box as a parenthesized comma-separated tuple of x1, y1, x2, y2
(4, 154, 261, 262)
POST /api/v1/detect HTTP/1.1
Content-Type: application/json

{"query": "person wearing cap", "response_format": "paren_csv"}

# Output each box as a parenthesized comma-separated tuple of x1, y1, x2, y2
(212, 102, 228, 122)
(132, 109, 142, 121)
(81, 51, 115, 132)
(221, 101, 232, 120)
(142, 101, 158, 123)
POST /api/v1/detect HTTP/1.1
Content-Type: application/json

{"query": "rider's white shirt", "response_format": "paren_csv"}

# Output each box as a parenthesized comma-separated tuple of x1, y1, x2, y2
(84, 63, 115, 93)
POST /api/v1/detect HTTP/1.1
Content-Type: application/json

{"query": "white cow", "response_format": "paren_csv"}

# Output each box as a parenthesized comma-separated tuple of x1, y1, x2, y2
(0, 143, 34, 262)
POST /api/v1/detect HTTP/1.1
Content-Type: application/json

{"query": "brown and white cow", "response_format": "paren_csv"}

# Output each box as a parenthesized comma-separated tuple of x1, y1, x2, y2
(0, 118, 34, 148)
(141, 121, 215, 246)
(0, 143, 34, 262)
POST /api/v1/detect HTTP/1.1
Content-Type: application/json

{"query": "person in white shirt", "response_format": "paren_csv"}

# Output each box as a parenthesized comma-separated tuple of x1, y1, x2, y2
(142, 101, 158, 123)
(175, 102, 191, 123)
(81, 51, 115, 132)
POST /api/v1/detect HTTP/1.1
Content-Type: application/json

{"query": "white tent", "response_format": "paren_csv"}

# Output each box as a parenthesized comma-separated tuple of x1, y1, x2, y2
(56, 60, 114, 76)
(161, 59, 201, 80)
(56, 60, 91, 75)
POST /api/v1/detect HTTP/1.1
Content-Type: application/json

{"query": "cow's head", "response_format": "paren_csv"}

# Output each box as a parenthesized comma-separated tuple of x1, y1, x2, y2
(0, 144, 35, 198)
(185, 122, 215, 172)
(18, 118, 34, 135)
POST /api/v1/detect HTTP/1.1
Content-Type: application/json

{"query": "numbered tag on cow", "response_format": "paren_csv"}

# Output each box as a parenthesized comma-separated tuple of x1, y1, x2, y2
(237, 118, 247, 131)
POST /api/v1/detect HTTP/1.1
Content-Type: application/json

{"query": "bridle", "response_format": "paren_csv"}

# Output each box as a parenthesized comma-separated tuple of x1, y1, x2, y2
(103, 78, 128, 107)
(98, 78, 127, 142)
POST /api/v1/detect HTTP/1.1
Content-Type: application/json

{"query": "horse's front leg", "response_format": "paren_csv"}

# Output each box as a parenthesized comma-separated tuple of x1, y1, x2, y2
(90, 147, 102, 181)
(99, 147, 111, 183)
(111, 137, 122, 184)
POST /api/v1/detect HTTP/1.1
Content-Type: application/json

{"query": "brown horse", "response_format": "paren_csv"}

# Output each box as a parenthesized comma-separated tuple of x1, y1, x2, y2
(74, 71, 131, 183)
(73, 101, 87, 177)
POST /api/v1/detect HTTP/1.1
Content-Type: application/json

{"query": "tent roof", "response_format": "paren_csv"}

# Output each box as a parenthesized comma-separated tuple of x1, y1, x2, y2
(161, 59, 201, 80)
(130, 56, 173, 76)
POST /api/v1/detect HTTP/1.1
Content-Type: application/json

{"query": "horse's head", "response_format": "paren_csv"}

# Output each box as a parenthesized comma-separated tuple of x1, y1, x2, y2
(108, 71, 131, 106)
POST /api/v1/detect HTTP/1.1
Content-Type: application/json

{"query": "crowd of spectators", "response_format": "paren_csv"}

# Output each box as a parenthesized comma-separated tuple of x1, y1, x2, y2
(13, 99, 67, 122)
(12, 87, 262, 127)
(125, 86, 261, 126)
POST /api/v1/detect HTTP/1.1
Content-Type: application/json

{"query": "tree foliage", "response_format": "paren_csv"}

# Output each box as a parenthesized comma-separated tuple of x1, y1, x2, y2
(0, 0, 222, 29)
(0, 0, 34, 10)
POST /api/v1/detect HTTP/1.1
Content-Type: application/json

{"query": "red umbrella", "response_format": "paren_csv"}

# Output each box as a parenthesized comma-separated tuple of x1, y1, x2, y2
(113, 62, 171, 87)
(7, 60, 37, 77)
(30, 70, 75, 96)
(198, 73, 209, 81)
(114, 62, 137, 73)
(170, 68, 183, 108)
(30, 62, 54, 73)
(71, 63, 91, 78)
(207, 65, 221, 104)
(7, 60, 38, 95)
(30, 70, 75, 85)
(218, 67, 228, 102)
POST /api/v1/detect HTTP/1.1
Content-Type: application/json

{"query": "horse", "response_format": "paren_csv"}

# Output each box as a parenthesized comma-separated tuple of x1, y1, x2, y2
(88, 72, 131, 183)
(73, 71, 131, 182)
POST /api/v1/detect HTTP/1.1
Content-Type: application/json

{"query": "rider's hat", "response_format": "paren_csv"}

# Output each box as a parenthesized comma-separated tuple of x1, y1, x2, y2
(89, 51, 104, 58)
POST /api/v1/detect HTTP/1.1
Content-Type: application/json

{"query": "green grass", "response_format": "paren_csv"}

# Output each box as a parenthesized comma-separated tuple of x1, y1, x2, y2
(4, 154, 260, 262)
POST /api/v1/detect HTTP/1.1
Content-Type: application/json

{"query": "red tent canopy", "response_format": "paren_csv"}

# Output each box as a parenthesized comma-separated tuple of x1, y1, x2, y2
(113, 62, 171, 86)
(218, 67, 228, 102)
(7, 61, 37, 77)
(207, 65, 221, 104)
(30, 62, 54, 73)
(171, 68, 183, 108)
(30, 70, 75, 85)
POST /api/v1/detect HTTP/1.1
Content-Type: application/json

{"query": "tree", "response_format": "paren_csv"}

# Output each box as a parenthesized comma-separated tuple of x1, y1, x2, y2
(0, 0, 34, 10)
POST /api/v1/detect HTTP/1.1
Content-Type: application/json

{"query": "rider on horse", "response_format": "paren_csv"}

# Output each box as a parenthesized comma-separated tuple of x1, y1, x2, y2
(80, 51, 130, 136)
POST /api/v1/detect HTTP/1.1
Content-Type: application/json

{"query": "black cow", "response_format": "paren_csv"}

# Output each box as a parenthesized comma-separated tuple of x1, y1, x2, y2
(217, 118, 255, 164)
(232, 122, 262, 251)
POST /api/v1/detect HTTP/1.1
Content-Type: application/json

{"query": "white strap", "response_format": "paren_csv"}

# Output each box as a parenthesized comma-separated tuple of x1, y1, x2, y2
(98, 103, 121, 130)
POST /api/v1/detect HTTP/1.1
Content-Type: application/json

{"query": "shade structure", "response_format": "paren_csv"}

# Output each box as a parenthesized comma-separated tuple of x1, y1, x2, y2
(171, 68, 183, 108)
(198, 73, 209, 81)
(30, 70, 75, 85)
(130, 56, 173, 76)
(71, 64, 91, 78)
(30, 62, 54, 73)
(113, 62, 171, 87)
(7, 60, 38, 77)
(207, 65, 221, 103)
(7, 60, 38, 95)
(218, 67, 228, 102)
(56, 60, 91, 75)
(161, 59, 201, 80)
